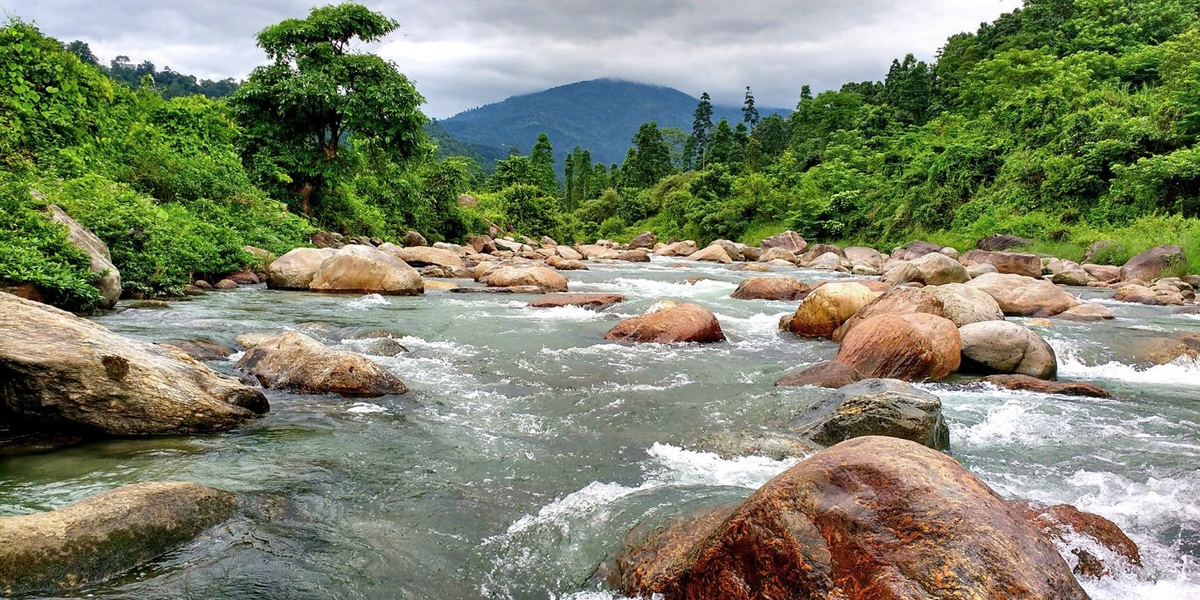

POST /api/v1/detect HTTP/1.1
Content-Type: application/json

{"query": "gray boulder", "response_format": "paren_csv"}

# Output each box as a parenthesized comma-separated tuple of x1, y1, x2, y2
(789, 379, 950, 450)
(958, 320, 1057, 379)
(45, 204, 121, 308)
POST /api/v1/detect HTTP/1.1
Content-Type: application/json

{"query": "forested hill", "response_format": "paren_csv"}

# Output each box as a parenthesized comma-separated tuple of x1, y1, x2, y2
(437, 79, 785, 168)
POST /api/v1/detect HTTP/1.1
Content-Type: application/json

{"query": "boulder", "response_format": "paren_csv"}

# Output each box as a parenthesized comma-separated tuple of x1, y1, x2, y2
(687, 244, 733, 263)
(401, 230, 428, 247)
(883, 252, 970, 285)
(843, 246, 886, 269)
(1125, 333, 1200, 365)
(708, 239, 744, 261)
(1059, 303, 1115, 321)
(1052, 269, 1095, 286)
(617, 249, 651, 262)
(760, 230, 807, 253)
(757, 247, 798, 264)
(1114, 283, 1183, 306)
(236, 331, 407, 397)
(360, 337, 408, 357)
(267, 247, 337, 290)
(604, 303, 725, 344)
(45, 204, 121, 308)
(926, 282, 1005, 326)
(0, 292, 267, 435)
(966, 262, 999, 278)
(467, 235, 497, 254)
(457, 194, 478, 207)
(977, 233, 1033, 251)
(545, 256, 589, 270)
(309, 230, 344, 249)
(482, 266, 568, 293)
(736, 262, 770, 272)
(655, 240, 699, 256)
(774, 360, 864, 388)
(965, 272, 1081, 317)
(798, 243, 844, 266)
(835, 313, 962, 381)
(227, 269, 260, 285)
(0, 482, 237, 595)
(978, 374, 1111, 398)
(1083, 263, 1121, 283)
(540, 236, 558, 247)
(214, 278, 238, 290)
(389, 245, 465, 269)
(1017, 501, 1141, 577)
(960, 249, 1043, 278)
(779, 282, 880, 339)
(555, 245, 584, 260)
(1084, 240, 1123, 262)
(730, 276, 808, 301)
(629, 231, 657, 250)
(895, 240, 945, 260)
(790, 379, 949, 450)
(807, 251, 847, 271)
(614, 436, 1090, 600)
(242, 244, 275, 265)
(831, 287, 945, 343)
(959, 321, 1057, 379)
(528, 294, 625, 309)
(309, 245, 423, 295)
(1121, 245, 1187, 282)
(740, 246, 763, 261)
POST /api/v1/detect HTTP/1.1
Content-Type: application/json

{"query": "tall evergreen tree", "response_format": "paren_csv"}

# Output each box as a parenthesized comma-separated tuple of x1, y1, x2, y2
(691, 92, 715, 168)
(800, 84, 813, 101)
(742, 86, 760, 129)
(529, 132, 556, 193)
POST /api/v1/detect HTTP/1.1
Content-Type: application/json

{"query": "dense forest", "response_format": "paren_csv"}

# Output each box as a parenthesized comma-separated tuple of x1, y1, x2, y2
(3, 0, 1200, 311)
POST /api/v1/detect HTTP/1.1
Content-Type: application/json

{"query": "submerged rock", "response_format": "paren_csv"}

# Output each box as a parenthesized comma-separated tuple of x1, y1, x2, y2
(1059, 303, 1115, 321)
(1016, 501, 1141, 578)
(528, 293, 625, 309)
(613, 436, 1090, 600)
(959, 320, 1057, 379)
(236, 332, 408, 397)
(790, 378, 950, 450)
(774, 360, 864, 388)
(0, 482, 237, 595)
(835, 313, 962, 381)
(976, 374, 1111, 398)
(605, 303, 725, 344)
(0, 292, 267, 435)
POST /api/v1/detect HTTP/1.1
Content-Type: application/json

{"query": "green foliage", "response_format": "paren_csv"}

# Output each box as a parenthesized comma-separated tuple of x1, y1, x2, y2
(494, 184, 562, 237)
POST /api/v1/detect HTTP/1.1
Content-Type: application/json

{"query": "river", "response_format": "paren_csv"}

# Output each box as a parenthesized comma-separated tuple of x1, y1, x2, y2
(2, 257, 1197, 599)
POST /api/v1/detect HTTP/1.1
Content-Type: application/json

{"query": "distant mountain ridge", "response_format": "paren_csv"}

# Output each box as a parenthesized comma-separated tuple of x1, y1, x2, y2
(433, 79, 787, 170)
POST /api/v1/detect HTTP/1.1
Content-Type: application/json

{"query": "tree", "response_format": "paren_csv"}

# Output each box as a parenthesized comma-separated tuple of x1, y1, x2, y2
(63, 40, 98, 66)
(800, 85, 813, 102)
(691, 92, 715, 168)
(529, 132, 557, 193)
(229, 3, 428, 218)
(622, 122, 673, 188)
(708, 119, 744, 167)
(742, 86, 760, 129)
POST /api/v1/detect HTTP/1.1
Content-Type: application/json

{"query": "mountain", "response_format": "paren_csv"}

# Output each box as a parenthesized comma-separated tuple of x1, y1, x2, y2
(435, 79, 787, 170)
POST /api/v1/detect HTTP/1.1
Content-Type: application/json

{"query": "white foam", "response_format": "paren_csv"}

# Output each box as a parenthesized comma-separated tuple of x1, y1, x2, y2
(507, 305, 612, 322)
(1050, 339, 1200, 386)
(579, 276, 737, 299)
(345, 293, 389, 309)
(346, 402, 386, 414)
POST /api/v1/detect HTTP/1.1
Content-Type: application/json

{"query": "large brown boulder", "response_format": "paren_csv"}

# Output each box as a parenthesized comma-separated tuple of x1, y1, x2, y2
(1121, 245, 1187, 282)
(790, 379, 949, 450)
(0, 292, 267, 435)
(1017, 501, 1141, 577)
(401, 230, 428, 247)
(309, 245, 423, 295)
(482, 265, 568, 292)
(655, 240, 699, 256)
(965, 272, 1081, 316)
(45, 204, 121, 308)
(883, 252, 970, 285)
(758, 247, 798, 264)
(688, 244, 733, 263)
(468, 235, 497, 254)
(236, 331, 408, 397)
(959, 321, 1057, 379)
(388, 245, 465, 269)
(831, 287, 944, 342)
(978, 374, 1111, 398)
(843, 246, 886, 270)
(894, 240, 945, 260)
(267, 247, 337, 290)
(730, 276, 808, 301)
(1083, 263, 1121, 283)
(977, 234, 1032, 251)
(926, 282, 1005, 326)
(774, 360, 864, 388)
(1113, 283, 1184, 306)
(835, 313, 962, 381)
(0, 482, 237, 595)
(960, 249, 1043, 278)
(798, 243, 845, 266)
(605, 303, 725, 344)
(528, 294, 624, 309)
(629, 231, 657, 250)
(761, 230, 807, 253)
(614, 436, 1090, 600)
(1059, 303, 1115, 321)
(617, 249, 651, 262)
(780, 282, 880, 339)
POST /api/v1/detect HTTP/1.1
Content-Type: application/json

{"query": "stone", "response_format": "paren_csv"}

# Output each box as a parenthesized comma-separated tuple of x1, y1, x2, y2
(1121, 245, 1187, 282)
(360, 337, 408, 357)
(467, 235, 497, 254)
(842, 246, 886, 269)
(895, 239, 945, 260)
(309, 245, 424, 295)
(1017, 501, 1141, 577)
(966, 262, 999, 278)
(628, 231, 657, 250)
(808, 251, 846, 271)
(267, 247, 337, 290)
(545, 256, 589, 270)
(540, 236, 558, 247)
(883, 252, 970, 285)
(977, 374, 1111, 398)
(1114, 283, 1183, 306)
(1059, 303, 1115, 321)
(227, 269, 260, 285)
(309, 230, 343, 249)
(1083, 263, 1121, 282)
(757, 247, 798, 264)
(779, 282, 880, 339)
(617, 249, 651, 262)
(128, 300, 170, 309)
(555, 245, 584, 260)
(687, 244, 732, 263)
(774, 360, 864, 388)
(654, 240, 699, 256)
(1125, 333, 1200, 365)
(236, 331, 407, 397)
(740, 246, 763, 261)
(422, 280, 460, 291)
(242, 245, 275, 266)
(482, 266, 568, 293)
(528, 294, 625, 309)
(791, 379, 949, 450)
(163, 339, 234, 361)
(235, 332, 277, 349)
(401, 230, 428, 247)
(613, 436, 1090, 600)
(965, 272, 1081, 316)
(1084, 240, 1123, 262)
(0, 292, 267, 435)
(45, 204, 121, 308)
(389, 245, 465, 269)
(977, 233, 1033, 251)
(960, 249, 1043, 278)
(760, 230, 807, 253)
(959, 321, 1057, 379)
(730, 276, 808, 301)
(708, 239, 745, 261)
(457, 194, 478, 207)
(831, 287, 945, 343)
(605, 303, 725, 344)
(925, 282, 1005, 326)
(836, 313, 962, 381)
(736, 262, 770, 272)
(214, 278, 238, 290)
(798, 243, 844, 266)
(691, 430, 821, 461)
(0, 482, 237, 595)
(1052, 269, 1095, 286)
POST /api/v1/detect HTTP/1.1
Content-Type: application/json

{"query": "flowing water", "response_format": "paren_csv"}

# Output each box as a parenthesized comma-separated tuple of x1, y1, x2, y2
(2, 258, 1199, 599)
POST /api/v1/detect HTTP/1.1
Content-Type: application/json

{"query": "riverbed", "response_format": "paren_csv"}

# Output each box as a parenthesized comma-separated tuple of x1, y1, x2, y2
(2, 258, 1198, 599)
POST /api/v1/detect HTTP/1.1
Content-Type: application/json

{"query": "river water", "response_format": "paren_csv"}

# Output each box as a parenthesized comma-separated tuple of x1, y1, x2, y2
(2, 258, 1198, 599)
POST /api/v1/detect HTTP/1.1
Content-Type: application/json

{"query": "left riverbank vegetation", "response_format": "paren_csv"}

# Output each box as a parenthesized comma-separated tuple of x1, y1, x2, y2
(4, 0, 1200, 311)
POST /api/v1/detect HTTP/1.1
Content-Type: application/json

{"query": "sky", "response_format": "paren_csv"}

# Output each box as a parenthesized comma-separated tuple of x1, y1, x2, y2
(11, 0, 1023, 119)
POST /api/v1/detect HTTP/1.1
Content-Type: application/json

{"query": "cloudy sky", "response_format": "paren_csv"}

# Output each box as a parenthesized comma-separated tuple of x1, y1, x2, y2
(12, 0, 1022, 118)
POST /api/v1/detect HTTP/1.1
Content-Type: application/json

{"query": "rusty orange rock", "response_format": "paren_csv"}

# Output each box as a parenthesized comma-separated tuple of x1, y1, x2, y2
(835, 313, 962, 381)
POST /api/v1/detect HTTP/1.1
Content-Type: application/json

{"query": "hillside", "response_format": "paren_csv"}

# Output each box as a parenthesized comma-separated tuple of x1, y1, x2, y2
(437, 79, 785, 168)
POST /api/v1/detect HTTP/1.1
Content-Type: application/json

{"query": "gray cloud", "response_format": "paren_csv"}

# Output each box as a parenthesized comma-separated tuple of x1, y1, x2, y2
(10, 0, 1021, 118)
